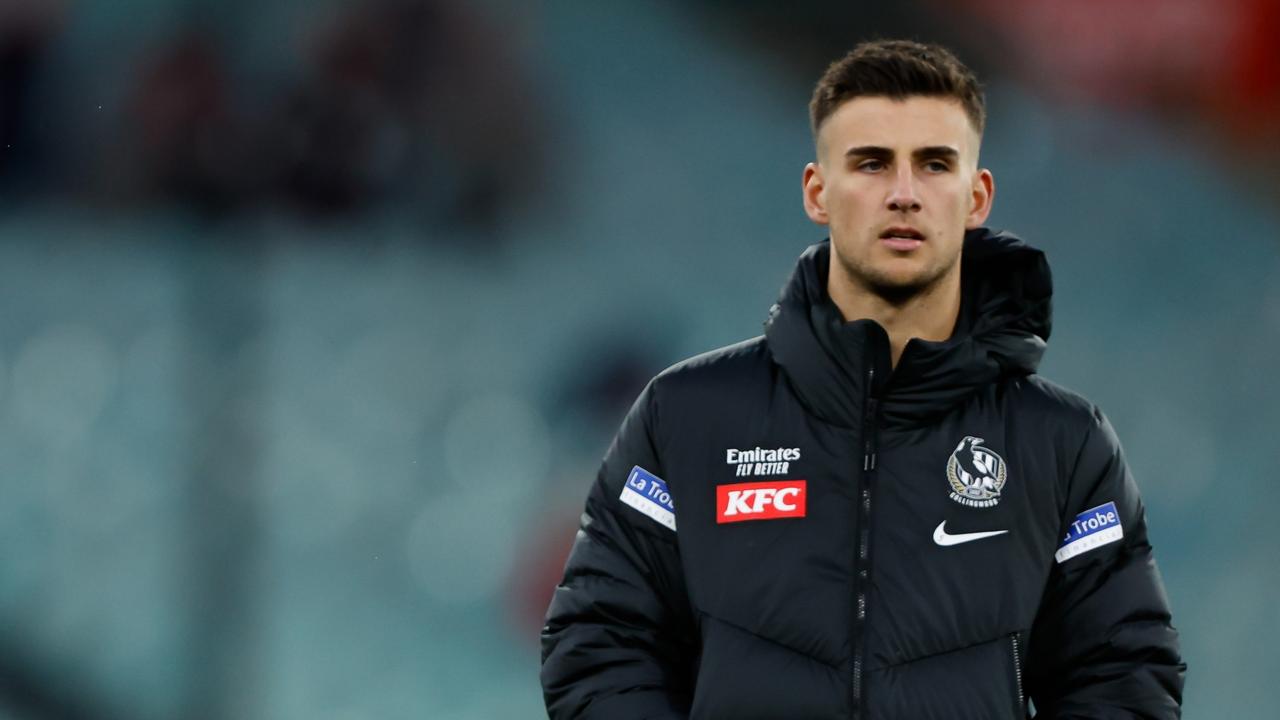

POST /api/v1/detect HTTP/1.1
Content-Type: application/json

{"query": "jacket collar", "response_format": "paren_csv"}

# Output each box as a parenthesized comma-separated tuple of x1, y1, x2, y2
(763, 228, 1052, 430)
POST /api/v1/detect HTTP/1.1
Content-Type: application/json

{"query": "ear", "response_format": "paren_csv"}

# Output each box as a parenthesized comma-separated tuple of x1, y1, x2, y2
(964, 168, 995, 228)
(802, 162, 829, 226)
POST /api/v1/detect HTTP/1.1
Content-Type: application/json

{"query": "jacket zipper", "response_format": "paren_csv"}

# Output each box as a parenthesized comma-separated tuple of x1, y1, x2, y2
(1010, 633, 1025, 716)
(851, 367, 879, 720)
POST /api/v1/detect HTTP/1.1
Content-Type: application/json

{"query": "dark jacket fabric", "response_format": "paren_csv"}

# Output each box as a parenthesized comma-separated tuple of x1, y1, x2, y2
(541, 229, 1185, 719)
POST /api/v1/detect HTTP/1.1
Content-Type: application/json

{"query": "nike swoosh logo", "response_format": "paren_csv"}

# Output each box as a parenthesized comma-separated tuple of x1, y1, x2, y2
(933, 521, 1008, 546)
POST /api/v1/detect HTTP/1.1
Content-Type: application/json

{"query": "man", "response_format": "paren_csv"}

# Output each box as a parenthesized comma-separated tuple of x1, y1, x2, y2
(541, 39, 1185, 719)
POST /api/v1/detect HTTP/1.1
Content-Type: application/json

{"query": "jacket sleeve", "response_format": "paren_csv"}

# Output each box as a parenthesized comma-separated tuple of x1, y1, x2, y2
(540, 381, 698, 719)
(1027, 406, 1186, 719)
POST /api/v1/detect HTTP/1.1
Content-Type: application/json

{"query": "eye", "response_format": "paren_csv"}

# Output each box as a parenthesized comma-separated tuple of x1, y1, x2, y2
(924, 160, 950, 173)
(858, 159, 886, 172)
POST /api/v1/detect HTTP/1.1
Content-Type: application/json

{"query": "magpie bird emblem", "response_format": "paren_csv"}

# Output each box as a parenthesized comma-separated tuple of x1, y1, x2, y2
(946, 436, 1007, 508)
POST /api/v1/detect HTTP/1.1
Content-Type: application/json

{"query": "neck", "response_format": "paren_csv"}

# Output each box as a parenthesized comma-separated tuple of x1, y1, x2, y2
(827, 261, 962, 369)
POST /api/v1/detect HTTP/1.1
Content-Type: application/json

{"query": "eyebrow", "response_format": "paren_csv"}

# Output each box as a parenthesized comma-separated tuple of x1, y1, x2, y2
(845, 145, 961, 162)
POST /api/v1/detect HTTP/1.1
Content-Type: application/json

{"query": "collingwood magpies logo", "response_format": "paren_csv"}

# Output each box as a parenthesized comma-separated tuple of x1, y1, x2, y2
(946, 436, 1007, 508)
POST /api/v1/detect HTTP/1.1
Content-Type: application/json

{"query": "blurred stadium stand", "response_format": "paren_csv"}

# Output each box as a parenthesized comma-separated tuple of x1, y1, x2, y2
(0, 0, 1275, 718)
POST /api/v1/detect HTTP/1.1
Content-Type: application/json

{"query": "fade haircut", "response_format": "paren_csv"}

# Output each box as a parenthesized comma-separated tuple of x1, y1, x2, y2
(809, 39, 985, 139)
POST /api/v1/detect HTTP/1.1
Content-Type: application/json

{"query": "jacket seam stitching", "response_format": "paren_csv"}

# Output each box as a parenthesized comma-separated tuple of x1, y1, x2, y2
(871, 630, 1027, 673)
(698, 610, 843, 671)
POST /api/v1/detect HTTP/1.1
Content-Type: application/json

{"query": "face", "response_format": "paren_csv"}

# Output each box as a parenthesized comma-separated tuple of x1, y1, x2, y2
(802, 95, 994, 302)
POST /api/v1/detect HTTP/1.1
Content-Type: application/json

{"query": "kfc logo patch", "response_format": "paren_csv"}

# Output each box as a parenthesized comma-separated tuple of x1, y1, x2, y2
(716, 480, 807, 524)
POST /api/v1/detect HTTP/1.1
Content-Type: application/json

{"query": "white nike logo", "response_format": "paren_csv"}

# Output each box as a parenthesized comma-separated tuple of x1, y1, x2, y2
(933, 521, 1008, 546)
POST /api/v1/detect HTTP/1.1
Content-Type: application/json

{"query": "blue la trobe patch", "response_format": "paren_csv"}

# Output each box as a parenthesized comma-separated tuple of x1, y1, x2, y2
(618, 466, 676, 531)
(1055, 501, 1123, 563)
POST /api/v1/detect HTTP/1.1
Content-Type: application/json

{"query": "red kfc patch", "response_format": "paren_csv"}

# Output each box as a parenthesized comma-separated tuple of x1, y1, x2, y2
(716, 480, 807, 523)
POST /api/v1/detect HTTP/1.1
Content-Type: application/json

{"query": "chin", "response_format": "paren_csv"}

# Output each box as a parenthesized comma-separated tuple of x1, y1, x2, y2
(868, 273, 928, 291)
(860, 263, 944, 298)
(868, 260, 931, 285)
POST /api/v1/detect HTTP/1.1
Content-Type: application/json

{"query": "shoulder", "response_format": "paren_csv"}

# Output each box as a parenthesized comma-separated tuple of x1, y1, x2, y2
(640, 336, 774, 429)
(989, 376, 1131, 504)
(651, 335, 772, 394)
(1004, 373, 1116, 450)
(1010, 375, 1099, 418)
(622, 336, 771, 430)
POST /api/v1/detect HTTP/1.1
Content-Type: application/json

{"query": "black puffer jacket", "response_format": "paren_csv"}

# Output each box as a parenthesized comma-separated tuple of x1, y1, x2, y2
(541, 229, 1185, 719)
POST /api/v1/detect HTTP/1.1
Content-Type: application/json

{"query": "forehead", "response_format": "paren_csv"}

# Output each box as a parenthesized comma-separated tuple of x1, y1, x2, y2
(817, 95, 979, 159)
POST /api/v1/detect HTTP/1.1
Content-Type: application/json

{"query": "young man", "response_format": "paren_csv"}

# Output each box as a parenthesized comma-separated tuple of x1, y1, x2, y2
(541, 39, 1185, 719)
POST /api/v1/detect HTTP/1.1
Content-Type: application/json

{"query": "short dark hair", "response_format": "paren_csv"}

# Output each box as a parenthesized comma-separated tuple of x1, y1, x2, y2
(809, 39, 985, 138)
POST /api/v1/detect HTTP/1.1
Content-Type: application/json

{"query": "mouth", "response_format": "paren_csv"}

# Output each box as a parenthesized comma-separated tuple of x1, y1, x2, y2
(879, 226, 925, 251)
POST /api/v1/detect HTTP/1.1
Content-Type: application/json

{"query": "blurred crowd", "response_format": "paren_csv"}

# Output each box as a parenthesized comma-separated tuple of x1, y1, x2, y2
(1, 0, 548, 230)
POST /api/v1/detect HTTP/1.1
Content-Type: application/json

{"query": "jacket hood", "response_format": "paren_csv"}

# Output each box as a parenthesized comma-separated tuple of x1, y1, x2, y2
(763, 228, 1052, 429)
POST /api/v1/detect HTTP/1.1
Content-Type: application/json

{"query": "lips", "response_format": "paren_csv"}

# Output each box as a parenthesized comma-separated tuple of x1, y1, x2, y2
(879, 227, 924, 240)
(879, 226, 925, 251)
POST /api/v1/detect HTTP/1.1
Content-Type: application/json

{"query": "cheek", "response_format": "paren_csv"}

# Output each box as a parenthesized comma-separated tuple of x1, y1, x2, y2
(827, 183, 879, 227)
(932, 184, 972, 221)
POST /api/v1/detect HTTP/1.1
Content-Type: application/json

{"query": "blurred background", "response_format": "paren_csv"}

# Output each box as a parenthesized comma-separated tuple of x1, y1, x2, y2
(0, 0, 1276, 717)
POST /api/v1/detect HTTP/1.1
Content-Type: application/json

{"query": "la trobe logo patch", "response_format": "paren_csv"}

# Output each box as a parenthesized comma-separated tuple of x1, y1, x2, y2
(946, 436, 1007, 508)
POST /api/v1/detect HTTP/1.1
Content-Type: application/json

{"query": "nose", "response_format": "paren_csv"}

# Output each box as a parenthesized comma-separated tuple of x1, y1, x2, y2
(886, 165, 922, 213)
